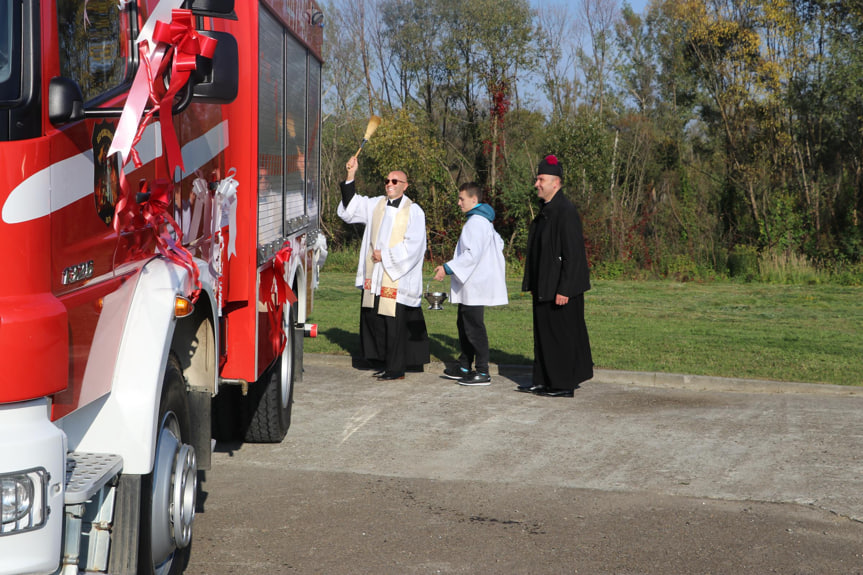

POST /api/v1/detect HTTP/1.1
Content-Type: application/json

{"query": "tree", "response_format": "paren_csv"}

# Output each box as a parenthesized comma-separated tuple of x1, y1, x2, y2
(615, 4, 656, 113)
(379, 0, 447, 115)
(535, 4, 581, 121)
(578, 0, 622, 117)
(364, 109, 456, 261)
(317, 0, 863, 274)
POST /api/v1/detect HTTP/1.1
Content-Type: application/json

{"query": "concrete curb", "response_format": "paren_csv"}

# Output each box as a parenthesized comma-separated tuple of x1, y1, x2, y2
(303, 353, 861, 396)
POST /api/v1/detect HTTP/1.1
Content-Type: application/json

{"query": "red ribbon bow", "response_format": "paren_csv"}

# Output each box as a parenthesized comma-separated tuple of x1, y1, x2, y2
(273, 244, 298, 308)
(148, 10, 218, 178)
(112, 173, 201, 302)
(111, 9, 217, 303)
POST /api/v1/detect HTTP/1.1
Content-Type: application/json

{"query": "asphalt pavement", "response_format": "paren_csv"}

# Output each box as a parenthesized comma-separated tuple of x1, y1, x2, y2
(184, 355, 863, 574)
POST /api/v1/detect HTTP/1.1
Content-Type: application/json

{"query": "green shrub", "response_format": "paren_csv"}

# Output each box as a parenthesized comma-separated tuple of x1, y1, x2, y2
(506, 256, 525, 280)
(591, 260, 627, 280)
(727, 245, 759, 281)
(663, 254, 699, 282)
(323, 247, 361, 272)
(822, 260, 863, 286)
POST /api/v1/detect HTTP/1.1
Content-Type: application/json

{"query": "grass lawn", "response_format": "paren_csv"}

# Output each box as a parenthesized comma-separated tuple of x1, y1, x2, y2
(305, 270, 863, 386)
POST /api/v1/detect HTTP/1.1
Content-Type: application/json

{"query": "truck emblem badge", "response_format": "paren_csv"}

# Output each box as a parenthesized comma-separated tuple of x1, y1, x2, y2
(62, 260, 95, 285)
(92, 120, 121, 226)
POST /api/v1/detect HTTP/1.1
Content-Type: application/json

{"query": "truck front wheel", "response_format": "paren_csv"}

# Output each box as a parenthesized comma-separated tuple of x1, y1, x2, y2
(140, 354, 197, 575)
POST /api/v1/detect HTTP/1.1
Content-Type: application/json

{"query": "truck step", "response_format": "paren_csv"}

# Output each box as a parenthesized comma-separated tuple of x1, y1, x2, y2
(65, 452, 123, 505)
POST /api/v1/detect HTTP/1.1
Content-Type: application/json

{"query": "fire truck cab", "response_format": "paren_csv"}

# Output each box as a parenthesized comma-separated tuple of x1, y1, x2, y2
(0, 1, 324, 573)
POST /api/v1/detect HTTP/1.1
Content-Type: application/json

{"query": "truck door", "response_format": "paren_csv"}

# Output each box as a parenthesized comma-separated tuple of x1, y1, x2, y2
(48, 1, 156, 417)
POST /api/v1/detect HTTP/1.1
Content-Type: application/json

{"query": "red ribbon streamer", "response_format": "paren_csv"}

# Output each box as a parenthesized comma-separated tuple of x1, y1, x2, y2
(111, 9, 214, 302)
(267, 244, 298, 356)
(149, 10, 217, 177)
(141, 179, 202, 301)
(112, 170, 201, 301)
(273, 244, 298, 308)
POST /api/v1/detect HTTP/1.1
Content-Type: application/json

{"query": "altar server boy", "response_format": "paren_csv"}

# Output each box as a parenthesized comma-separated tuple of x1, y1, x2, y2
(433, 182, 508, 385)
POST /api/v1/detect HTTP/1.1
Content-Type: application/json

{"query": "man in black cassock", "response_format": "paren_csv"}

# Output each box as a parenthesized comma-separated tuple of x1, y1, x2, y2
(519, 155, 593, 397)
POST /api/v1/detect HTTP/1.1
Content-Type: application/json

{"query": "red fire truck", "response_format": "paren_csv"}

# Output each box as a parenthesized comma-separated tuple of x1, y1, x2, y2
(0, 0, 324, 573)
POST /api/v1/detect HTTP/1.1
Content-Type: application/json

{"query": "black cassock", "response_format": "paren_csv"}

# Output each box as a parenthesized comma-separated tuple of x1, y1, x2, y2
(522, 190, 593, 389)
(359, 294, 430, 373)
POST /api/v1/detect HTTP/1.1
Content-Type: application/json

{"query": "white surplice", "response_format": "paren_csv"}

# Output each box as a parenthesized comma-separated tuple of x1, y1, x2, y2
(446, 215, 508, 306)
(338, 194, 427, 307)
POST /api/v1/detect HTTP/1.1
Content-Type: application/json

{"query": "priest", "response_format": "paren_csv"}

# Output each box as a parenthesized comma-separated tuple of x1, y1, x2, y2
(338, 155, 430, 380)
(520, 155, 593, 397)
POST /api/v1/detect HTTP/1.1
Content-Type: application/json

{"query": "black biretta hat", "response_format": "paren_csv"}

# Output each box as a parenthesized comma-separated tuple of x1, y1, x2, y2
(537, 154, 563, 178)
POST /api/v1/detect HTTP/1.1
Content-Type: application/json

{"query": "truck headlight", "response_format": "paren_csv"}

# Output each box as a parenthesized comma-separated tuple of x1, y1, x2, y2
(0, 470, 47, 534)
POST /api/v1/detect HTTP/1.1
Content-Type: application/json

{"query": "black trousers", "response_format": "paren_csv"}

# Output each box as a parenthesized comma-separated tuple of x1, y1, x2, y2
(456, 304, 489, 374)
(360, 294, 430, 375)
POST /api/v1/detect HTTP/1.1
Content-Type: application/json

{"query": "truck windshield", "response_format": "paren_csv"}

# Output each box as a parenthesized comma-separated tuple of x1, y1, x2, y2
(0, 0, 18, 101)
(0, 0, 12, 84)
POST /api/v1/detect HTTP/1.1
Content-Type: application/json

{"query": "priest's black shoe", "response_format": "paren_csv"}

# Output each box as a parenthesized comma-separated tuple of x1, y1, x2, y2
(372, 369, 386, 377)
(528, 384, 549, 394)
(377, 371, 405, 381)
(539, 388, 574, 397)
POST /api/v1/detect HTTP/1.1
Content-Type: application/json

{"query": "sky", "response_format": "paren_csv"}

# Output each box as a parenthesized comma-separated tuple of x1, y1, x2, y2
(623, 0, 649, 13)
(522, 0, 650, 112)
(530, 0, 649, 15)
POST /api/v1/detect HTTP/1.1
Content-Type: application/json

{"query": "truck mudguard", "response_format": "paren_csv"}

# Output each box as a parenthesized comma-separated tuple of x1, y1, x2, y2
(57, 257, 217, 475)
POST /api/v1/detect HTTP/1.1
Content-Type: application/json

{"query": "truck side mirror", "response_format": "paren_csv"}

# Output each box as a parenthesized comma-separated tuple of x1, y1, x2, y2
(191, 31, 239, 104)
(48, 77, 85, 126)
(181, 0, 238, 105)
(185, 0, 236, 18)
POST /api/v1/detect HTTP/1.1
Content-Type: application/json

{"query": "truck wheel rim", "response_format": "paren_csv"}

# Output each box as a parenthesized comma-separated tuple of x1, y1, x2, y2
(172, 443, 197, 549)
(152, 412, 197, 570)
(281, 305, 293, 408)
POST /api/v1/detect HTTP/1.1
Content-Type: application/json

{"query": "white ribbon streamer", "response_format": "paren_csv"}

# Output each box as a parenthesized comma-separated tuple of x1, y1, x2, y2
(209, 169, 238, 315)
(215, 169, 239, 259)
(106, 0, 184, 164)
(188, 177, 210, 244)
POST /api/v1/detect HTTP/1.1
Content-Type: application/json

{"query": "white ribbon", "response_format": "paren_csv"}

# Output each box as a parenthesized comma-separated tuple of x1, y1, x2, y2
(311, 232, 328, 289)
(208, 169, 237, 316)
(106, 0, 185, 165)
(188, 177, 210, 245)
(214, 169, 239, 259)
(137, 0, 185, 53)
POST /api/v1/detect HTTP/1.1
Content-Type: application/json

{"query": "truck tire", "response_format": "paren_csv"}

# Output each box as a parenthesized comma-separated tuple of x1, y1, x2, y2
(242, 301, 296, 443)
(138, 354, 197, 575)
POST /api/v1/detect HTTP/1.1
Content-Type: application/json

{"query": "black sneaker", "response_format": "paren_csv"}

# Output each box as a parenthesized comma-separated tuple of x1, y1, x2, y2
(458, 372, 491, 386)
(443, 366, 472, 380)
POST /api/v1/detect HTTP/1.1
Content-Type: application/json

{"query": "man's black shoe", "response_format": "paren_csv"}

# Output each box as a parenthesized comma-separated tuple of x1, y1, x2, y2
(458, 373, 491, 386)
(515, 385, 533, 393)
(377, 372, 405, 381)
(443, 366, 472, 380)
(539, 388, 574, 397)
(372, 369, 386, 377)
(528, 384, 549, 394)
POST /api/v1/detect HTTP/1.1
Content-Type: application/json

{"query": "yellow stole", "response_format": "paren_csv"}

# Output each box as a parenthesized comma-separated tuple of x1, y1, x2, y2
(362, 196, 412, 317)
